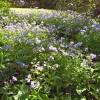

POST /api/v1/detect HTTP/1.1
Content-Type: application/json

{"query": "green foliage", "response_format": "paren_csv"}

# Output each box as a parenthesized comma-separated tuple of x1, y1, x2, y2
(0, 0, 11, 15)
(0, 9, 100, 100)
(78, 28, 100, 53)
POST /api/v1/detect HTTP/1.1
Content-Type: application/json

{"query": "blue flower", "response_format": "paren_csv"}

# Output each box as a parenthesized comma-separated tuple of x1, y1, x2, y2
(4, 45, 11, 51)
(26, 39, 33, 45)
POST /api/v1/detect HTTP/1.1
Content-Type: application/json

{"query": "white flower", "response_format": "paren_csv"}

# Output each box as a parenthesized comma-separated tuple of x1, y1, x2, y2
(90, 53, 96, 59)
(30, 81, 40, 89)
(37, 65, 44, 71)
(70, 41, 74, 45)
(54, 64, 59, 68)
(48, 56, 54, 61)
(92, 24, 95, 28)
(49, 45, 58, 52)
(25, 74, 32, 83)
(12, 76, 17, 82)
(41, 47, 45, 51)
(84, 47, 88, 52)
(35, 38, 41, 44)
(80, 30, 86, 35)
(81, 59, 87, 67)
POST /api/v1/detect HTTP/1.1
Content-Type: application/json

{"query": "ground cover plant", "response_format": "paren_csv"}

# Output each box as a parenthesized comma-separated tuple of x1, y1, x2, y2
(0, 8, 100, 100)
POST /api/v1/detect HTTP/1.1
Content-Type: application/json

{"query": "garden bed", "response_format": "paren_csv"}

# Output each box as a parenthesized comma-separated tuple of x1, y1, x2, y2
(0, 8, 100, 100)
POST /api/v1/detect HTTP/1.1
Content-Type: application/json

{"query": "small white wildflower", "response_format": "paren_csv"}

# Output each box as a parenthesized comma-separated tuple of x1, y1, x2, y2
(92, 24, 95, 28)
(49, 45, 58, 52)
(12, 76, 17, 82)
(35, 38, 41, 44)
(43, 62, 47, 67)
(48, 56, 54, 61)
(25, 74, 32, 83)
(90, 53, 96, 59)
(37, 65, 44, 71)
(27, 74, 32, 79)
(81, 59, 87, 67)
(84, 47, 88, 52)
(70, 41, 74, 45)
(54, 64, 59, 68)
(41, 21, 44, 25)
(41, 47, 45, 51)
(30, 81, 40, 89)
(80, 30, 86, 35)
(52, 64, 59, 70)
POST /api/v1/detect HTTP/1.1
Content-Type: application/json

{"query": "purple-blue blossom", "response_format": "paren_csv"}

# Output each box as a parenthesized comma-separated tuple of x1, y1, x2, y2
(3, 45, 11, 51)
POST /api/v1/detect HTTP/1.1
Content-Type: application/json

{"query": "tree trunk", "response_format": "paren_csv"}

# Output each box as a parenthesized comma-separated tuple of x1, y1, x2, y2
(94, 0, 100, 16)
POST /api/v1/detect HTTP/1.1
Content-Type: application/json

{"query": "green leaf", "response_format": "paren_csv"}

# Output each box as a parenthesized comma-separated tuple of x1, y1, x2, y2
(0, 51, 3, 65)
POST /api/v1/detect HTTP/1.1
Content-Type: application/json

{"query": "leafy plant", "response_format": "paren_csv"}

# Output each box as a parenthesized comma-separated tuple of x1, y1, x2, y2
(0, 0, 11, 16)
